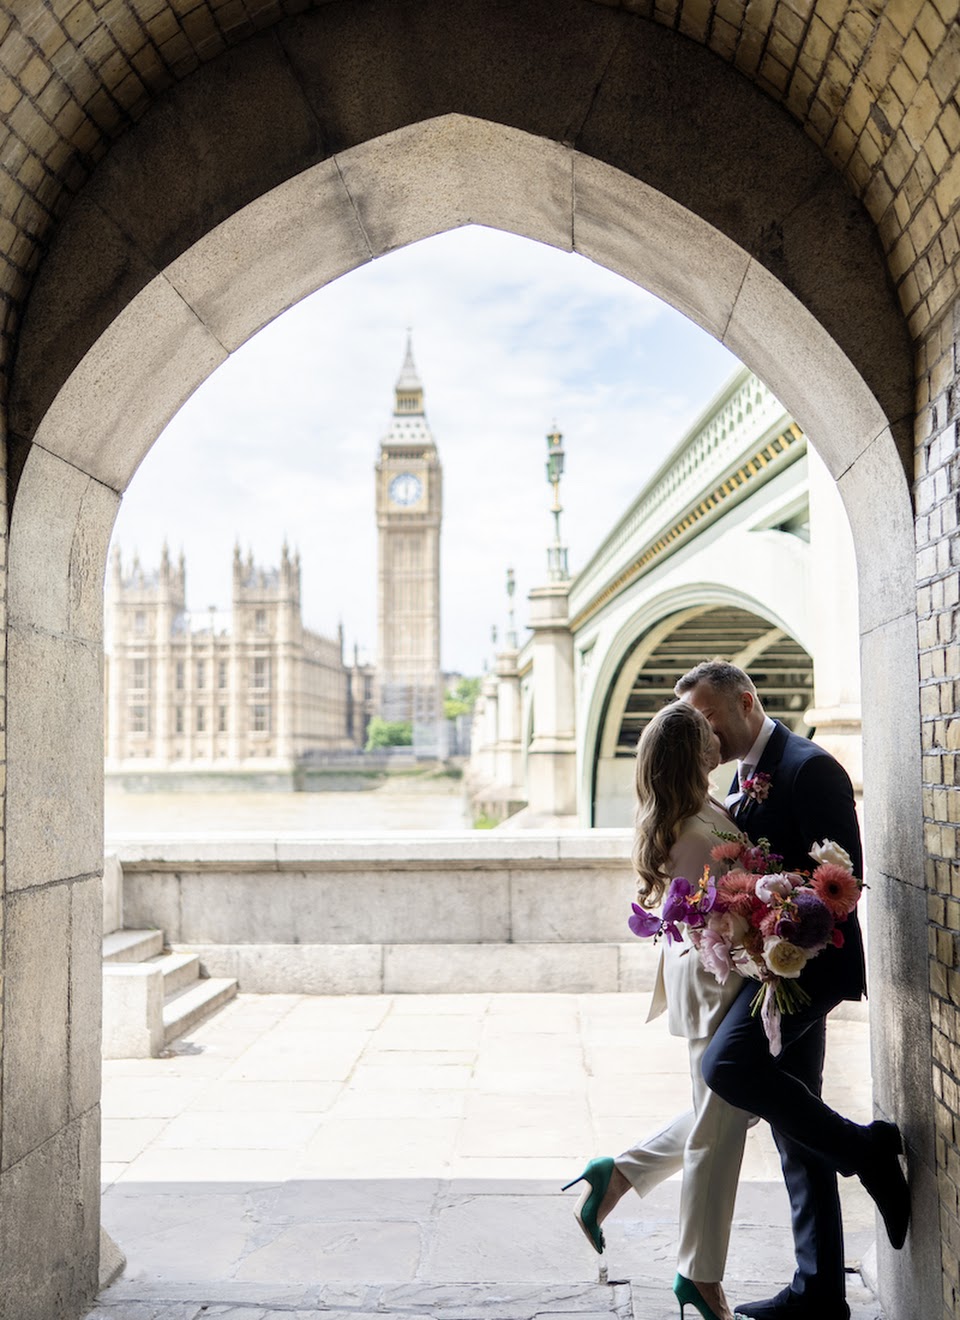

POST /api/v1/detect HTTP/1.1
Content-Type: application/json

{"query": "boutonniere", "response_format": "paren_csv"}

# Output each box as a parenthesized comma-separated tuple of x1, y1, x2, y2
(741, 771, 772, 803)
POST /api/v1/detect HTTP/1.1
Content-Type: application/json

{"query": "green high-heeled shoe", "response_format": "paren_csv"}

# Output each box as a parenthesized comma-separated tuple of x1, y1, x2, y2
(673, 1273, 723, 1320)
(561, 1156, 614, 1254)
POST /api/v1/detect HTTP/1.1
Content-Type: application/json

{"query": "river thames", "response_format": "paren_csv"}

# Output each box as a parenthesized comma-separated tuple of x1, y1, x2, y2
(105, 779, 471, 836)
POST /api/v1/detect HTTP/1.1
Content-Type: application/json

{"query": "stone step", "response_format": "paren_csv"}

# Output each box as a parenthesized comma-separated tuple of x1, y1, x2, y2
(162, 977, 238, 1046)
(103, 929, 164, 963)
(152, 950, 201, 997)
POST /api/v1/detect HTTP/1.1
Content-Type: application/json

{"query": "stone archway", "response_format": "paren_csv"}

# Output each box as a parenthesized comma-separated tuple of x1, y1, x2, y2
(1, 8, 926, 1317)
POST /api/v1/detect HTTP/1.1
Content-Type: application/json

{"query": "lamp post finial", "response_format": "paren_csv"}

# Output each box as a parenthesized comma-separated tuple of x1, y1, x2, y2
(544, 424, 569, 581)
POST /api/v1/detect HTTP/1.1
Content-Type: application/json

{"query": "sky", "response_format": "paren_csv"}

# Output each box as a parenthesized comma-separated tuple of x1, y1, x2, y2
(108, 225, 740, 675)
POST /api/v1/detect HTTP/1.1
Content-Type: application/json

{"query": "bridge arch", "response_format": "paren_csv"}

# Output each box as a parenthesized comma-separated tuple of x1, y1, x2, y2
(580, 585, 815, 828)
(1, 7, 927, 1317)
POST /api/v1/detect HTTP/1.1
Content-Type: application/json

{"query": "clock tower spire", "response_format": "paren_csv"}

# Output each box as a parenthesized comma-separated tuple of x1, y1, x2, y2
(394, 329, 424, 415)
(375, 334, 445, 758)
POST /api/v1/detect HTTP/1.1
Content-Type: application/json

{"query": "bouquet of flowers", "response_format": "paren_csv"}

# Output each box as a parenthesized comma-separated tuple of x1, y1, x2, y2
(629, 835, 863, 1054)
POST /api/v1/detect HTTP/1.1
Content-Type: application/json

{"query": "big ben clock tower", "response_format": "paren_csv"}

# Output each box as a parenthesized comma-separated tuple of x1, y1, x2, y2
(375, 335, 445, 757)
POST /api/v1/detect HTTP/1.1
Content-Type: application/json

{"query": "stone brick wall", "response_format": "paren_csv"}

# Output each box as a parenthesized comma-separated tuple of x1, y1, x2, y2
(608, 0, 960, 344)
(917, 297, 960, 1319)
(1, 0, 959, 397)
(0, 413, 5, 1181)
(0, 0, 327, 383)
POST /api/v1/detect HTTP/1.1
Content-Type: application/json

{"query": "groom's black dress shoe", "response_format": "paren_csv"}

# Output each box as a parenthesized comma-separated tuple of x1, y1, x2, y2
(734, 1287, 849, 1320)
(857, 1119, 910, 1249)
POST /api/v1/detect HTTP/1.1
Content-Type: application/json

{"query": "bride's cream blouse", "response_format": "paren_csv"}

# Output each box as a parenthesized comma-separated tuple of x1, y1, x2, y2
(646, 797, 745, 1039)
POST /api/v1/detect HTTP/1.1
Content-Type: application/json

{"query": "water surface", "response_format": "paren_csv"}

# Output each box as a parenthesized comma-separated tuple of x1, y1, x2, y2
(105, 782, 471, 836)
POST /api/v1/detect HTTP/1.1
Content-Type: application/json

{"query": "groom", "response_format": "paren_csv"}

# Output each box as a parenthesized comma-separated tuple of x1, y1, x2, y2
(676, 661, 909, 1320)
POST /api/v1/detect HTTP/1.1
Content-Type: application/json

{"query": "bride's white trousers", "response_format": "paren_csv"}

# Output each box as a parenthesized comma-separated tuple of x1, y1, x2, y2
(614, 1034, 752, 1281)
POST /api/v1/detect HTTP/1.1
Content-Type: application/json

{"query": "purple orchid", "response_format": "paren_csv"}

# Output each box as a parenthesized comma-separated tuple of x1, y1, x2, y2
(662, 877, 695, 943)
(662, 876, 692, 920)
(628, 903, 663, 939)
(699, 879, 719, 913)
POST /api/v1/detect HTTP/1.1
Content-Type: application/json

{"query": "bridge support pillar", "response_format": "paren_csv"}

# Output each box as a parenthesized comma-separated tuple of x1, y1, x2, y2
(526, 583, 577, 818)
(476, 673, 499, 784)
(805, 448, 863, 790)
(494, 648, 524, 795)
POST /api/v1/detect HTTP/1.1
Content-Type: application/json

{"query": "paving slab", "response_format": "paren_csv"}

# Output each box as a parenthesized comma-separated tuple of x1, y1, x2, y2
(87, 993, 883, 1320)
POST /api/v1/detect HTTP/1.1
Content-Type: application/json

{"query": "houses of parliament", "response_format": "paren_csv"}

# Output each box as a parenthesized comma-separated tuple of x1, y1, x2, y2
(104, 339, 446, 778)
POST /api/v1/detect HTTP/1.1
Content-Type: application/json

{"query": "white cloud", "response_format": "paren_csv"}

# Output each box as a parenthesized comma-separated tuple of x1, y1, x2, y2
(110, 226, 740, 673)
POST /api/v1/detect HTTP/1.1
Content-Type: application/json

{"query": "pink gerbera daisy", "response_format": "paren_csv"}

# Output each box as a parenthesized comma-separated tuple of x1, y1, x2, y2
(717, 869, 756, 896)
(716, 870, 759, 919)
(711, 841, 744, 864)
(811, 863, 861, 918)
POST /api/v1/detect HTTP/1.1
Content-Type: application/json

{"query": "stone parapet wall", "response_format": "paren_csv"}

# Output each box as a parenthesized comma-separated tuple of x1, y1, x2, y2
(112, 835, 873, 1005)
(117, 832, 638, 945)
(116, 831, 663, 993)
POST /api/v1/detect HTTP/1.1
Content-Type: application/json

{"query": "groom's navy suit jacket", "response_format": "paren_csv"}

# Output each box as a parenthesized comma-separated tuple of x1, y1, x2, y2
(732, 719, 866, 1005)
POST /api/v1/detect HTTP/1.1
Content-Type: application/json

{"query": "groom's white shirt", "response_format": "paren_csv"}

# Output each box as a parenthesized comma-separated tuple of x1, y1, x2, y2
(725, 713, 776, 808)
(739, 714, 776, 785)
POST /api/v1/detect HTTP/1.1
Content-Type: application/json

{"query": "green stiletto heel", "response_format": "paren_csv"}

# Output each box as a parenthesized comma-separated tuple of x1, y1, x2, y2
(674, 1273, 723, 1320)
(561, 1156, 614, 1254)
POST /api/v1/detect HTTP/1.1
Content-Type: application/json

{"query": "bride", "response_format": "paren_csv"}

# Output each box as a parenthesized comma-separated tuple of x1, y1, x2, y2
(563, 700, 753, 1320)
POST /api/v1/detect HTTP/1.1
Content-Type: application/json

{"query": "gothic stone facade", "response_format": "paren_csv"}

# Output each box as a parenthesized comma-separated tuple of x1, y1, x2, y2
(105, 542, 359, 772)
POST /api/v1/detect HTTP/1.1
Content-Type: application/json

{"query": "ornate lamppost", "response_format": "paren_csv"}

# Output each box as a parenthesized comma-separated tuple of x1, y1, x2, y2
(505, 566, 517, 649)
(545, 424, 569, 581)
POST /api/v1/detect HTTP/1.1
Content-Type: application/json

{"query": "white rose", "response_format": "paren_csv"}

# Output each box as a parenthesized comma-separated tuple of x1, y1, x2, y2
(756, 874, 796, 904)
(809, 839, 853, 872)
(762, 936, 809, 979)
(734, 951, 763, 981)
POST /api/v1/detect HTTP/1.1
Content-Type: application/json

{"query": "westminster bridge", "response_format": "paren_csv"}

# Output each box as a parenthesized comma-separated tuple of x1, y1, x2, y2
(468, 368, 861, 828)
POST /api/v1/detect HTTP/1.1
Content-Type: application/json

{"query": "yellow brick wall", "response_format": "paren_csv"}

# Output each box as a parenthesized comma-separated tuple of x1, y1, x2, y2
(916, 299, 960, 1319)
(0, 1, 959, 386)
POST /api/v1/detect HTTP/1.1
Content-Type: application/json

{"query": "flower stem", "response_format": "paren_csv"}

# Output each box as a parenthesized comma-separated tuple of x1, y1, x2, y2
(749, 978, 812, 1018)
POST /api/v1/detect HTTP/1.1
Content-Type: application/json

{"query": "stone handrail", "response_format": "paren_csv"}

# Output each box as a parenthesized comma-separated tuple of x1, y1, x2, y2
(111, 829, 631, 871)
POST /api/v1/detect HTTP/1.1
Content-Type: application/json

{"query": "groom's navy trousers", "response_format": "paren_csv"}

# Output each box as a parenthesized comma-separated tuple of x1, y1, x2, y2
(702, 721, 866, 1316)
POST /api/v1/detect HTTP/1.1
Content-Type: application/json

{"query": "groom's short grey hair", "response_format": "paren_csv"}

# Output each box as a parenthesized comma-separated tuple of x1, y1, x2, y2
(674, 660, 758, 700)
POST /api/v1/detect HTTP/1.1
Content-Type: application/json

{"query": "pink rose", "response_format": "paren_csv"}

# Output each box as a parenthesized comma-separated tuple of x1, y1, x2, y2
(699, 929, 735, 983)
(709, 910, 750, 944)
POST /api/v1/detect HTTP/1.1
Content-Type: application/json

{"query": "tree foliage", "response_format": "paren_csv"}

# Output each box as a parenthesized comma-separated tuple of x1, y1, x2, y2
(365, 717, 413, 749)
(444, 676, 482, 719)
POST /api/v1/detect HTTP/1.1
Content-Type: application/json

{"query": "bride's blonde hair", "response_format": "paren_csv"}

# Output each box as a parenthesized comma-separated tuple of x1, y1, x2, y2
(632, 701, 713, 907)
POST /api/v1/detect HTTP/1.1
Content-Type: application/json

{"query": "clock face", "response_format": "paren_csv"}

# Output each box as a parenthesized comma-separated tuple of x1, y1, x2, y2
(389, 472, 423, 506)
